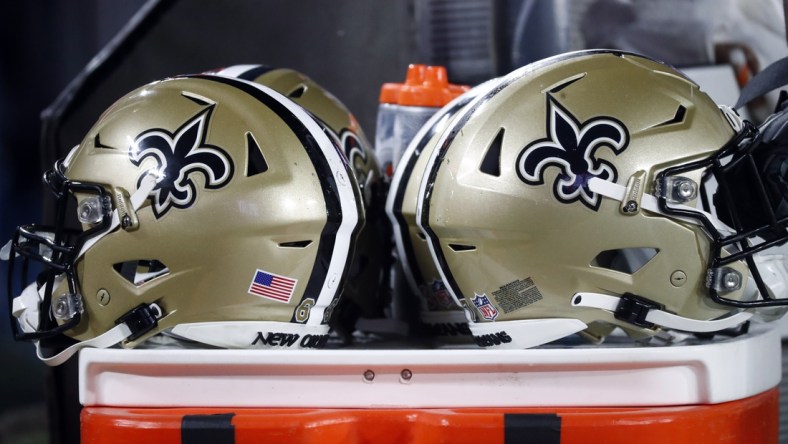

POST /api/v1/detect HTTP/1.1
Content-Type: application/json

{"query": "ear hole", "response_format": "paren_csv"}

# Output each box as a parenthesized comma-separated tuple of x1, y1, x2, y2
(591, 248, 658, 274)
(449, 244, 476, 252)
(113, 260, 169, 286)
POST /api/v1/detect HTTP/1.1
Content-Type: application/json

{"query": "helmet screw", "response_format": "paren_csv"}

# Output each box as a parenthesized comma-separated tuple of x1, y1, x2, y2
(336, 170, 347, 186)
(707, 267, 744, 292)
(97, 289, 111, 306)
(722, 269, 742, 290)
(327, 273, 338, 289)
(665, 177, 698, 203)
(52, 293, 82, 320)
(670, 270, 687, 287)
(400, 369, 413, 382)
(121, 215, 132, 229)
(677, 180, 695, 199)
(363, 369, 375, 382)
(623, 201, 638, 213)
(54, 299, 69, 318)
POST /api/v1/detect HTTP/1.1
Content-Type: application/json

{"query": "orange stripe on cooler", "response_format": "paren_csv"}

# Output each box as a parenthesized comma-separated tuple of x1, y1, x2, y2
(80, 387, 778, 444)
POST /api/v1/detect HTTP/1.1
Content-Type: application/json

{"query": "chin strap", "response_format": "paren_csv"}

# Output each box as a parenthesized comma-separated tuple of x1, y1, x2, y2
(3, 169, 162, 366)
(36, 323, 133, 366)
(572, 292, 753, 333)
(36, 302, 162, 367)
(6, 172, 161, 366)
(12, 279, 163, 366)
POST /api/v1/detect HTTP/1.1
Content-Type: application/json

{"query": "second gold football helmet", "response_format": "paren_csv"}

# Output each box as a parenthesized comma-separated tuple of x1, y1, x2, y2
(417, 50, 788, 348)
(386, 79, 500, 342)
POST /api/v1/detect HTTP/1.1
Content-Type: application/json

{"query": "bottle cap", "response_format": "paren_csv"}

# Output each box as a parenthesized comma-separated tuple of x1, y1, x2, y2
(379, 64, 469, 107)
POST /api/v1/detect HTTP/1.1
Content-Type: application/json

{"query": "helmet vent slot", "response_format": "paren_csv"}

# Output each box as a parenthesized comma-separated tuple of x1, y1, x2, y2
(94, 134, 114, 149)
(548, 73, 585, 93)
(479, 128, 503, 177)
(279, 240, 313, 248)
(591, 248, 658, 274)
(448, 244, 476, 252)
(246, 132, 269, 176)
(654, 105, 687, 128)
(288, 85, 307, 98)
(113, 260, 169, 287)
(180, 91, 214, 106)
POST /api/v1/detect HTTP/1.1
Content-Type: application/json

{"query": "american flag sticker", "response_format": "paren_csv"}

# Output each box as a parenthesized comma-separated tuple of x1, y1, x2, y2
(248, 269, 298, 303)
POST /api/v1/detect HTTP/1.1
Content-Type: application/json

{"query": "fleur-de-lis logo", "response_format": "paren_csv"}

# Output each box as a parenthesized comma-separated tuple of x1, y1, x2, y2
(516, 95, 629, 211)
(318, 122, 375, 206)
(129, 106, 234, 218)
(340, 129, 370, 188)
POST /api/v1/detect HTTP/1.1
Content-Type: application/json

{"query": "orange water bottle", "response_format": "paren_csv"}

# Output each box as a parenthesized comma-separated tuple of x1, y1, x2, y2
(375, 64, 469, 180)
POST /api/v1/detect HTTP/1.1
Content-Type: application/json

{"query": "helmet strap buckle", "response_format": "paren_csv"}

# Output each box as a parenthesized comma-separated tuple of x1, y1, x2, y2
(115, 303, 163, 341)
(613, 294, 663, 329)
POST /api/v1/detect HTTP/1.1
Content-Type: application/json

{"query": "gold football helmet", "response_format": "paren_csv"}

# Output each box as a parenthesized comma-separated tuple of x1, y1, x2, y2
(417, 50, 788, 348)
(213, 65, 389, 339)
(7, 73, 365, 364)
(386, 79, 499, 342)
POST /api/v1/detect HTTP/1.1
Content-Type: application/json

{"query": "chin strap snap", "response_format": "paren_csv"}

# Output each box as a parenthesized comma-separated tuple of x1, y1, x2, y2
(572, 292, 752, 333)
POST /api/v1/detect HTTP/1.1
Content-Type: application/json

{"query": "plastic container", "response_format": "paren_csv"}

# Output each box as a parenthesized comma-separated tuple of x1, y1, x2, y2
(78, 324, 782, 443)
(375, 64, 469, 179)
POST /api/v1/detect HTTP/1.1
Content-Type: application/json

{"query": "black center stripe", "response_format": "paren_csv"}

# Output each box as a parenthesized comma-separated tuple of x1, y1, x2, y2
(182, 413, 235, 444)
(233, 65, 274, 81)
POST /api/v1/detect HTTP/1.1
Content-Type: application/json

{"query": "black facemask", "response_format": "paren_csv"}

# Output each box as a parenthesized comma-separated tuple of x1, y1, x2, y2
(658, 114, 788, 309)
(6, 162, 110, 341)
(714, 109, 788, 241)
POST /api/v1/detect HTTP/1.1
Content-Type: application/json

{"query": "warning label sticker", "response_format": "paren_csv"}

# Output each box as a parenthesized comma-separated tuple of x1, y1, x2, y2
(492, 277, 543, 313)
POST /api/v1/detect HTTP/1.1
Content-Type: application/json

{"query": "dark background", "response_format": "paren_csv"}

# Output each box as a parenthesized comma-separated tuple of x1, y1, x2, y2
(0, 2, 146, 442)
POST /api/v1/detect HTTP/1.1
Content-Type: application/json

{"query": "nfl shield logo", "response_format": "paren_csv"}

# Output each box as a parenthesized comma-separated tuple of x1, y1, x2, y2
(430, 280, 454, 309)
(471, 293, 498, 321)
